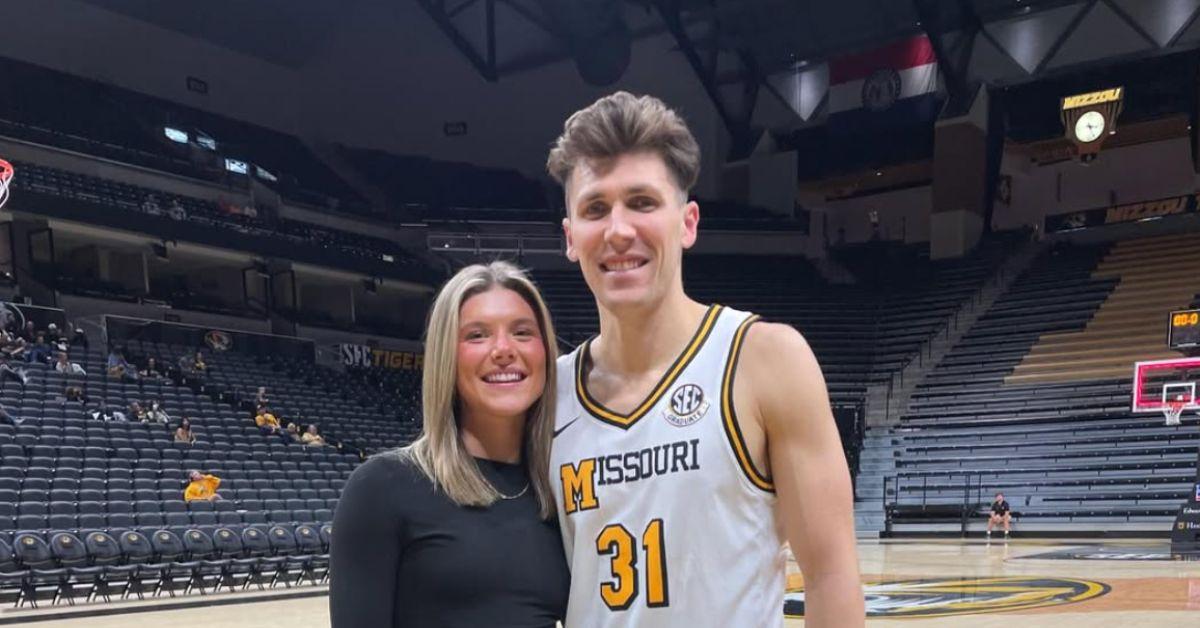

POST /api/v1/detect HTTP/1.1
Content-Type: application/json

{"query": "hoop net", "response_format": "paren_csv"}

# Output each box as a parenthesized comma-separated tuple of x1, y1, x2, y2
(1164, 399, 1186, 426)
(0, 159, 12, 209)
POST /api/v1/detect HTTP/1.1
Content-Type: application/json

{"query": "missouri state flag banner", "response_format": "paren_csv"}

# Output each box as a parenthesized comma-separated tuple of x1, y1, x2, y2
(827, 35, 941, 130)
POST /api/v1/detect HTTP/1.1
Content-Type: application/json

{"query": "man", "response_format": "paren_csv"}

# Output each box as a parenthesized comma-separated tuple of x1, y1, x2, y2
(546, 92, 863, 627)
(184, 470, 222, 502)
(987, 492, 1012, 540)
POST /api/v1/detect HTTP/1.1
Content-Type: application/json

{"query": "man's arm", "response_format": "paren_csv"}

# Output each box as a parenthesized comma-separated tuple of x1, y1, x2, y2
(741, 322, 864, 627)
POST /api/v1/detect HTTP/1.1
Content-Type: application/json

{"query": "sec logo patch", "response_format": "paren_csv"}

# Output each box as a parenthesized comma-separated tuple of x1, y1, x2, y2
(665, 384, 708, 427)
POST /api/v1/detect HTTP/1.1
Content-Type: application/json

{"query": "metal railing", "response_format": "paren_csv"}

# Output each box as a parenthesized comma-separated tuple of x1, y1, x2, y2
(882, 471, 988, 537)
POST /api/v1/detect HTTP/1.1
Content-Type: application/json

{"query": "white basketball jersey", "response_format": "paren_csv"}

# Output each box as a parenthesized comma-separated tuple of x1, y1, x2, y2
(550, 304, 785, 627)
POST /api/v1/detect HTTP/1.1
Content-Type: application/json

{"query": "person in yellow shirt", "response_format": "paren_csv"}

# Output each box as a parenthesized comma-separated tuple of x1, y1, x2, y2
(184, 470, 222, 502)
(301, 424, 326, 447)
(255, 405, 282, 435)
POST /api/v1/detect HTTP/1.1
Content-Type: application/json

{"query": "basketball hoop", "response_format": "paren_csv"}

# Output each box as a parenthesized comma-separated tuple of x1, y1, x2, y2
(0, 159, 13, 209)
(1164, 398, 1186, 427)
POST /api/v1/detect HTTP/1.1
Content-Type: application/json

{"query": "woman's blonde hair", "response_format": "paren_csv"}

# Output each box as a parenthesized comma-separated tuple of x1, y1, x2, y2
(395, 261, 558, 519)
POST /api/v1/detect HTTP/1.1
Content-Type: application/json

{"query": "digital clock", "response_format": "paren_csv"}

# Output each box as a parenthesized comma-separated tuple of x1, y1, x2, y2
(1169, 308, 1200, 350)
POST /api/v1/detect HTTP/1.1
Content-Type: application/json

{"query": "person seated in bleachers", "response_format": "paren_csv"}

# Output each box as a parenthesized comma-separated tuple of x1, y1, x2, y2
(54, 351, 87, 375)
(302, 424, 326, 447)
(0, 330, 26, 360)
(184, 470, 222, 502)
(285, 422, 304, 444)
(45, 323, 61, 344)
(255, 404, 283, 435)
(146, 399, 171, 425)
(138, 357, 164, 380)
(64, 385, 87, 405)
(179, 350, 207, 376)
(24, 332, 52, 364)
(68, 326, 89, 352)
(17, 321, 36, 343)
(106, 348, 136, 381)
(255, 385, 269, 406)
(128, 401, 148, 422)
(89, 402, 124, 422)
(175, 417, 197, 444)
(0, 353, 30, 386)
(986, 492, 1012, 540)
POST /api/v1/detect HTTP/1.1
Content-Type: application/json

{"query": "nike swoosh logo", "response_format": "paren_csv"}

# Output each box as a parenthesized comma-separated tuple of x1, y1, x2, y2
(553, 417, 580, 439)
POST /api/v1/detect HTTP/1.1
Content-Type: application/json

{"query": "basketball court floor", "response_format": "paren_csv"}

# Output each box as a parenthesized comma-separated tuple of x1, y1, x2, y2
(6, 539, 1197, 627)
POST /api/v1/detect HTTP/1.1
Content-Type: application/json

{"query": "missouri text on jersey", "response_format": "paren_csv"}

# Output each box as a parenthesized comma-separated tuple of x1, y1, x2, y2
(560, 438, 700, 514)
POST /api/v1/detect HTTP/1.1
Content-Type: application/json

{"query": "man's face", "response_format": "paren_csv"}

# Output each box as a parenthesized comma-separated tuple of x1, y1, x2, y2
(562, 151, 698, 312)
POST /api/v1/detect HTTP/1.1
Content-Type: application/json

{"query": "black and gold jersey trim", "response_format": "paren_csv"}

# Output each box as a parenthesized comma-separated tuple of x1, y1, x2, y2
(720, 314, 774, 493)
(576, 304, 723, 430)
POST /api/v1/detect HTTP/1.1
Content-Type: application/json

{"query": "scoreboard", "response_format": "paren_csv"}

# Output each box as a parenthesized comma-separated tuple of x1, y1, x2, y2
(1170, 308, 1200, 350)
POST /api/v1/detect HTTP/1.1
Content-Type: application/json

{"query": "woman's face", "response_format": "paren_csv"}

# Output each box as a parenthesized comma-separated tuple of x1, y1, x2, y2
(455, 287, 547, 427)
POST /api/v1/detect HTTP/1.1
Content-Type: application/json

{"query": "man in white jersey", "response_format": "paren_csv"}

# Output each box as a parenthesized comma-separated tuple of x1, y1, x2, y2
(545, 92, 863, 627)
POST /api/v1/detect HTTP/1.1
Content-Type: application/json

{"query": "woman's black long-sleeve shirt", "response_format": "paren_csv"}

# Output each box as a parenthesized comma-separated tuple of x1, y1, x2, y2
(329, 453, 569, 628)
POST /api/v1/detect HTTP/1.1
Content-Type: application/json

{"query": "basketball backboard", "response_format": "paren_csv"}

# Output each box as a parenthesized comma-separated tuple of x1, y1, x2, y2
(1132, 357, 1200, 414)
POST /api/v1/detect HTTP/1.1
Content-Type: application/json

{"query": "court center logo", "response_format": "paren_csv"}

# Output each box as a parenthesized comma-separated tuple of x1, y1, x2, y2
(784, 576, 1109, 618)
(665, 384, 708, 427)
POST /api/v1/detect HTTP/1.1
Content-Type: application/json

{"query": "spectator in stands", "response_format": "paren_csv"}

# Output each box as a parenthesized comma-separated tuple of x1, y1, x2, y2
(986, 492, 1012, 540)
(89, 402, 124, 422)
(179, 350, 207, 375)
(0, 355, 30, 386)
(255, 386, 269, 406)
(17, 321, 35, 343)
(107, 348, 136, 381)
(64, 385, 87, 405)
(25, 333, 52, 364)
(302, 424, 326, 447)
(285, 422, 304, 444)
(142, 193, 163, 216)
(54, 351, 86, 375)
(330, 261, 566, 627)
(128, 401, 148, 422)
(168, 199, 187, 221)
(184, 470, 222, 502)
(45, 323, 61, 344)
(146, 400, 171, 425)
(175, 418, 197, 444)
(0, 330, 25, 360)
(68, 327, 89, 352)
(255, 404, 285, 438)
(138, 357, 163, 380)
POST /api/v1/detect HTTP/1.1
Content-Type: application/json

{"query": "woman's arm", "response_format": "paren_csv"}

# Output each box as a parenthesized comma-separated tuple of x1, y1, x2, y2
(330, 455, 407, 628)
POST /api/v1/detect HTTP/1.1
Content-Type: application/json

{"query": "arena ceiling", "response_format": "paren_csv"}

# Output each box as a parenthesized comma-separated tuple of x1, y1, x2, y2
(80, 0, 1200, 149)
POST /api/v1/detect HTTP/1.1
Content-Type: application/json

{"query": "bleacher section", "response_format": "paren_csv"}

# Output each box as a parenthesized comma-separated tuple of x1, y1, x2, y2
(0, 56, 362, 209)
(538, 236, 1021, 409)
(10, 160, 430, 283)
(1008, 232, 1200, 383)
(0, 336, 362, 605)
(861, 235, 1200, 535)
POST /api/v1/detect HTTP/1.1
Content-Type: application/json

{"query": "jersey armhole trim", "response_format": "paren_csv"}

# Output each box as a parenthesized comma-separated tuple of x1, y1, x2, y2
(720, 314, 774, 493)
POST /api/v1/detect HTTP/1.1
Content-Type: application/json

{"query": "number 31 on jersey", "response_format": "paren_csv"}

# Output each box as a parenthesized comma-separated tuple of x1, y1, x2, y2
(596, 519, 669, 610)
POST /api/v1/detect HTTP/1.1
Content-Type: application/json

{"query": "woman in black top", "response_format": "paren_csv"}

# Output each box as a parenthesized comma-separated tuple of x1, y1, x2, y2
(331, 262, 568, 628)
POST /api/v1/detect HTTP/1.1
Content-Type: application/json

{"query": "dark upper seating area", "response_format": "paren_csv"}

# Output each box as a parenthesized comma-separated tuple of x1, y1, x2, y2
(860, 235, 1199, 533)
(0, 55, 361, 209)
(11, 160, 430, 284)
(340, 146, 552, 222)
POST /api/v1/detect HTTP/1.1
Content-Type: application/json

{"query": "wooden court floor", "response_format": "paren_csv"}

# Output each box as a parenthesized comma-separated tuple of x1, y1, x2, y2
(10, 539, 1200, 627)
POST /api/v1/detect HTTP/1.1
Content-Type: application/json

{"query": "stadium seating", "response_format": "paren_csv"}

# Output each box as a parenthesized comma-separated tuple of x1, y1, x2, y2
(0, 335, 355, 605)
(860, 235, 1200, 534)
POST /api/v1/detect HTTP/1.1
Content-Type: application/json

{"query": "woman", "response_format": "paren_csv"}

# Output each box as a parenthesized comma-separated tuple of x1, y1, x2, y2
(174, 418, 197, 444)
(301, 424, 326, 447)
(330, 261, 567, 628)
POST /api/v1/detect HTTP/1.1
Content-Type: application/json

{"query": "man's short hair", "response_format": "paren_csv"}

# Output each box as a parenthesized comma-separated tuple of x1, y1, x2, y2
(546, 91, 700, 197)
